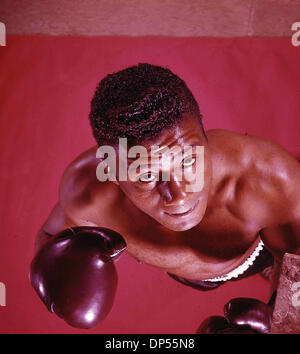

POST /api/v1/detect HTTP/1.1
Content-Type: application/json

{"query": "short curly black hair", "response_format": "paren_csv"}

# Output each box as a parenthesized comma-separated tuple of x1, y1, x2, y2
(89, 63, 203, 147)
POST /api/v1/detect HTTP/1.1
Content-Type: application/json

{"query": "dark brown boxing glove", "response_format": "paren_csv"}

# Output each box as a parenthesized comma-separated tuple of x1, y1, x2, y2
(29, 226, 126, 329)
(196, 297, 273, 334)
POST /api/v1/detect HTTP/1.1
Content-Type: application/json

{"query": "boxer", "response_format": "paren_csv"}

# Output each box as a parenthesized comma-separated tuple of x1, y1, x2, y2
(31, 63, 300, 331)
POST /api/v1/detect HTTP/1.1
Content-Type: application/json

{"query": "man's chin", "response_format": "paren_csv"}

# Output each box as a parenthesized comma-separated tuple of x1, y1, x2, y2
(160, 219, 200, 232)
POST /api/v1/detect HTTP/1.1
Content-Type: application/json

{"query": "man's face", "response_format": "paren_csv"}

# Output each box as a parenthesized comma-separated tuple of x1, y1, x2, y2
(116, 114, 212, 232)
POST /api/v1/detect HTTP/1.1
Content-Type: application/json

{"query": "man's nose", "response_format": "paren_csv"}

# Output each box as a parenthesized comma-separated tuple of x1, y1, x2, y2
(158, 179, 187, 207)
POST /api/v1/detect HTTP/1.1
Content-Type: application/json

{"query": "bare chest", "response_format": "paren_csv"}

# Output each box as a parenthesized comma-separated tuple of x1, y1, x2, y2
(115, 201, 262, 280)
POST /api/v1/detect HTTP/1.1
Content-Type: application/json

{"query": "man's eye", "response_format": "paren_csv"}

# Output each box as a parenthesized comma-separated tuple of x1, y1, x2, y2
(139, 172, 157, 183)
(182, 156, 196, 167)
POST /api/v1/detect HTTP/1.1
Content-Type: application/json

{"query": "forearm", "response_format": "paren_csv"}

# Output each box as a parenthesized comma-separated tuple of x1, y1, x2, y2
(34, 202, 80, 253)
(34, 228, 53, 254)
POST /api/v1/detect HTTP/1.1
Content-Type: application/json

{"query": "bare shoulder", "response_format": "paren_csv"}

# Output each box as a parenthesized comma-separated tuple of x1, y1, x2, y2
(207, 128, 300, 221)
(250, 135, 300, 222)
(206, 128, 255, 158)
(237, 130, 300, 177)
(207, 128, 299, 166)
(59, 146, 122, 226)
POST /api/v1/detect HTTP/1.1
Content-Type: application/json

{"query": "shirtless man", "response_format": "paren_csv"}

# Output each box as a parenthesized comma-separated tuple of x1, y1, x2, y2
(30, 63, 300, 333)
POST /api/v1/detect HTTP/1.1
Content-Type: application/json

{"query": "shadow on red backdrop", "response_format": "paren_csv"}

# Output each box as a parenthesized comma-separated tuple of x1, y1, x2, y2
(0, 36, 299, 334)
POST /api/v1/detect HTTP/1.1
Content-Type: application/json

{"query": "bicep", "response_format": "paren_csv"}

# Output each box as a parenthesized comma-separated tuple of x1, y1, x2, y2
(259, 148, 300, 258)
(36, 147, 109, 251)
(42, 165, 90, 236)
(37, 159, 100, 249)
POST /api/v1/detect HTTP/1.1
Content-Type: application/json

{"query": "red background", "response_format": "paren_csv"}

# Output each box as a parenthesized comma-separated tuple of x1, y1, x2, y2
(0, 36, 299, 334)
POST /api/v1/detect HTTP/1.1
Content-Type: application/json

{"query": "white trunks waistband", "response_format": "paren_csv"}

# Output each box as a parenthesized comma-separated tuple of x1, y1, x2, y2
(204, 240, 265, 282)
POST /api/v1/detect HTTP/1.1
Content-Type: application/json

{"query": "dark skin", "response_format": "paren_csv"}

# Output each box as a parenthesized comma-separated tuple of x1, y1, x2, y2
(36, 114, 300, 294)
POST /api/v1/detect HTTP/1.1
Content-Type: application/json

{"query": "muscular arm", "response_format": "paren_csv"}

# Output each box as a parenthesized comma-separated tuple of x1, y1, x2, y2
(35, 147, 101, 253)
(31, 148, 127, 329)
(35, 202, 82, 253)
(258, 151, 300, 293)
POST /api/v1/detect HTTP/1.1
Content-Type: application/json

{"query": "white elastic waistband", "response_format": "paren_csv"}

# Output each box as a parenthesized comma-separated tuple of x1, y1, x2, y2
(204, 240, 265, 282)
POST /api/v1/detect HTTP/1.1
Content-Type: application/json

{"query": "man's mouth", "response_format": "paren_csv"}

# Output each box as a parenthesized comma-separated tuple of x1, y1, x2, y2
(164, 200, 199, 217)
